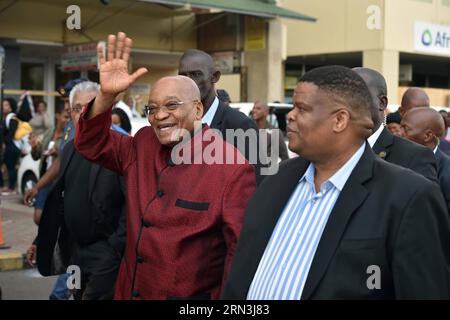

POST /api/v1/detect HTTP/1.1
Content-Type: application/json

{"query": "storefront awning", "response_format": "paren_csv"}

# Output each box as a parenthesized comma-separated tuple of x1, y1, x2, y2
(139, 0, 316, 21)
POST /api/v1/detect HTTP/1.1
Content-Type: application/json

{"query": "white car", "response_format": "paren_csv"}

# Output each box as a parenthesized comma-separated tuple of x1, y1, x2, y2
(230, 102, 292, 118)
(17, 153, 40, 195)
(230, 102, 297, 159)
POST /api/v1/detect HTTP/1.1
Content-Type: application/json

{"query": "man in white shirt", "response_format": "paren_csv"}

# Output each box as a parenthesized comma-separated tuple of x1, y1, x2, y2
(178, 49, 267, 184)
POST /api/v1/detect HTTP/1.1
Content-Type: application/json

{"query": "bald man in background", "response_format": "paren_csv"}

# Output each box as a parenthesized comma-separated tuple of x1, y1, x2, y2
(401, 108, 450, 213)
(353, 68, 438, 183)
(251, 101, 289, 161)
(398, 87, 430, 117)
(74, 32, 256, 299)
(398, 87, 450, 156)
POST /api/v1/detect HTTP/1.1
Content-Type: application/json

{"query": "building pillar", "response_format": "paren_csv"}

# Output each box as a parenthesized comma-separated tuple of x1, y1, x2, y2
(363, 49, 400, 104)
(44, 57, 55, 125)
(245, 18, 284, 103)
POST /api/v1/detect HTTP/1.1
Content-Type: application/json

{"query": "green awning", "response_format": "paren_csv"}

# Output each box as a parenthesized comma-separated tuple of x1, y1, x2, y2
(139, 0, 316, 21)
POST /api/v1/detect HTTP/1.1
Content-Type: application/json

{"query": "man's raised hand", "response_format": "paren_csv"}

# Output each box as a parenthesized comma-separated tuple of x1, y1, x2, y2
(97, 32, 148, 96)
(90, 32, 148, 119)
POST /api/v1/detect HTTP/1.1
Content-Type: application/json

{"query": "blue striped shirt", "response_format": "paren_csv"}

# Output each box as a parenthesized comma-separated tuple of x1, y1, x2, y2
(247, 142, 366, 300)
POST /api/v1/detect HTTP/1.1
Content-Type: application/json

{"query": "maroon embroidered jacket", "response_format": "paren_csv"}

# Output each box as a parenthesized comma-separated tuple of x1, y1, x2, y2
(74, 104, 256, 300)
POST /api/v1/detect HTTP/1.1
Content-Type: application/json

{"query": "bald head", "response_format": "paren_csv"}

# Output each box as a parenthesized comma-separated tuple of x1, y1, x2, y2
(151, 76, 201, 101)
(178, 49, 221, 108)
(180, 49, 215, 71)
(352, 67, 388, 129)
(352, 68, 387, 97)
(401, 107, 444, 149)
(251, 100, 269, 123)
(400, 88, 430, 117)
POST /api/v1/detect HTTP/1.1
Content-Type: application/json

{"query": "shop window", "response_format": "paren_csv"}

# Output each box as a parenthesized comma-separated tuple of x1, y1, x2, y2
(21, 62, 44, 90)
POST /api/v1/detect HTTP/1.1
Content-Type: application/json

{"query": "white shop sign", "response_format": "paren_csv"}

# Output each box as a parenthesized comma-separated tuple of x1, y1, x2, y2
(414, 21, 450, 57)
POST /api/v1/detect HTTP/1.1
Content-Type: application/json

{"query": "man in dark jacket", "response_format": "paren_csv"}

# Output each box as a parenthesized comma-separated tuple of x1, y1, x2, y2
(353, 68, 438, 183)
(36, 81, 126, 300)
(178, 50, 271, 183)
(401, 107, 450, 213)
(222, 66, 450, 300)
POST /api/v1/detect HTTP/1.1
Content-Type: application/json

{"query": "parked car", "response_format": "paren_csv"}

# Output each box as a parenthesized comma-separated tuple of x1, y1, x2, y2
(230, 102, 292, 133)
(17, 153, 39, 195)
(229, 102, 297, 159)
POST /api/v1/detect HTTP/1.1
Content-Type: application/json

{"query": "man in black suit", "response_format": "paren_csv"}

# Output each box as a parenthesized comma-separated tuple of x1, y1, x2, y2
(438, 110, 450, 156)
(401, 87, 450, 157)
(178, 50, 270, 183)
(353, 68, 438, 183)
(36, 82, 126, 300)
(401, 107, 450, 213)
(222, 66, 450, 300)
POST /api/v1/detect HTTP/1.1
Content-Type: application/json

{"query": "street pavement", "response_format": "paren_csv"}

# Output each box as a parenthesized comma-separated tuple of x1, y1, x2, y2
(0, 193, 36, 257)
(0, 269, 58, 300)
(0, 193, 54, 300)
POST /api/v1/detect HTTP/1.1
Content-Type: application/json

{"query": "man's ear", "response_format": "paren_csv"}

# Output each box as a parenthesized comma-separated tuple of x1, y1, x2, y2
(195, 101, 204, 119)
(380, 96, 388, 111)
(424, 130, 435, 144)
(333, 109, 351, 133)
(211, 69, 221, 84)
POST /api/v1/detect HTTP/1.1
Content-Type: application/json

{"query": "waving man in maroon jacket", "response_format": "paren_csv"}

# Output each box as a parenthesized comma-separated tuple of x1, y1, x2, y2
(74, 32, 256, 300)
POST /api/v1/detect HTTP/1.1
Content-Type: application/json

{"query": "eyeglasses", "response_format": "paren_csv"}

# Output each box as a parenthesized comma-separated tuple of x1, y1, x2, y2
(70, 105, 83, 113)
(144, 100, 198, 117)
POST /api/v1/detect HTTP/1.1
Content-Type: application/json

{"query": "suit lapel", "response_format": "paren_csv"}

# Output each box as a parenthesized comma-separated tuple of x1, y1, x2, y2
(210, 101, 225, 129)
(231, 158, 309, 298)
(88, 164, 101, 201)
(435, 149, 444, 177)
(372, 127, 393, 160)
(301, 144, 375, 299)
(255, 158, 310, 246)
(57, 141, 76, 182)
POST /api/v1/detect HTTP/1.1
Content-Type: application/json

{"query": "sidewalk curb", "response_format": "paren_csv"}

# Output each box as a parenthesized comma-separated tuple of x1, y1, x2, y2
(0, 252, 25, 271)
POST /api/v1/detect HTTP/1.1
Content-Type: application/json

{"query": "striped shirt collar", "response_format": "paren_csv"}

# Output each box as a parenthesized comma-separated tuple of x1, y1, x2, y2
(300, 142, 366, 192)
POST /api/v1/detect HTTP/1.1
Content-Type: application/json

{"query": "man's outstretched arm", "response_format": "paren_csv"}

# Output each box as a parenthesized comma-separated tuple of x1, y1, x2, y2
(24, 158, 60, 205)
(74, 32, 148, 175)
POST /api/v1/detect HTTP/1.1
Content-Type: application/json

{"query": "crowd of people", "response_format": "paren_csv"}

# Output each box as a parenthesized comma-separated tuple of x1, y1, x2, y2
(1, 31, 449, 300)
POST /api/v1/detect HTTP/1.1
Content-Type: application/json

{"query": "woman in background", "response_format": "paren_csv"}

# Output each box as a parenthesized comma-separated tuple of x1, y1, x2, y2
(29, 100, 51, 137)
(112, 107, 132, 135)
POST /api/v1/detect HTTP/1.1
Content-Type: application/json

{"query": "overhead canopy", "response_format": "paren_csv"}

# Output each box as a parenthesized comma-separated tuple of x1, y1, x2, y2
(139, 0, 316, 21)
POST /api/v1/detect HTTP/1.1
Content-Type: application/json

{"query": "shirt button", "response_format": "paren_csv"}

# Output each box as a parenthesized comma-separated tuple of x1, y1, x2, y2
(141, 218, 151, 228)
(136, 256, 144, 264)
(132, 290, 140, 298)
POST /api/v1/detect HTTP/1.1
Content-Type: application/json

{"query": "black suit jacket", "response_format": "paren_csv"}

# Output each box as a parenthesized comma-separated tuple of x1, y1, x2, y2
(36, 141, 126, 276)
(373, 127, 438, 183)
(222, 144, 450, 299)
(210, 100, 266, 184)
(439, 138, 450, 156)
(436, 148, 450, 213)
